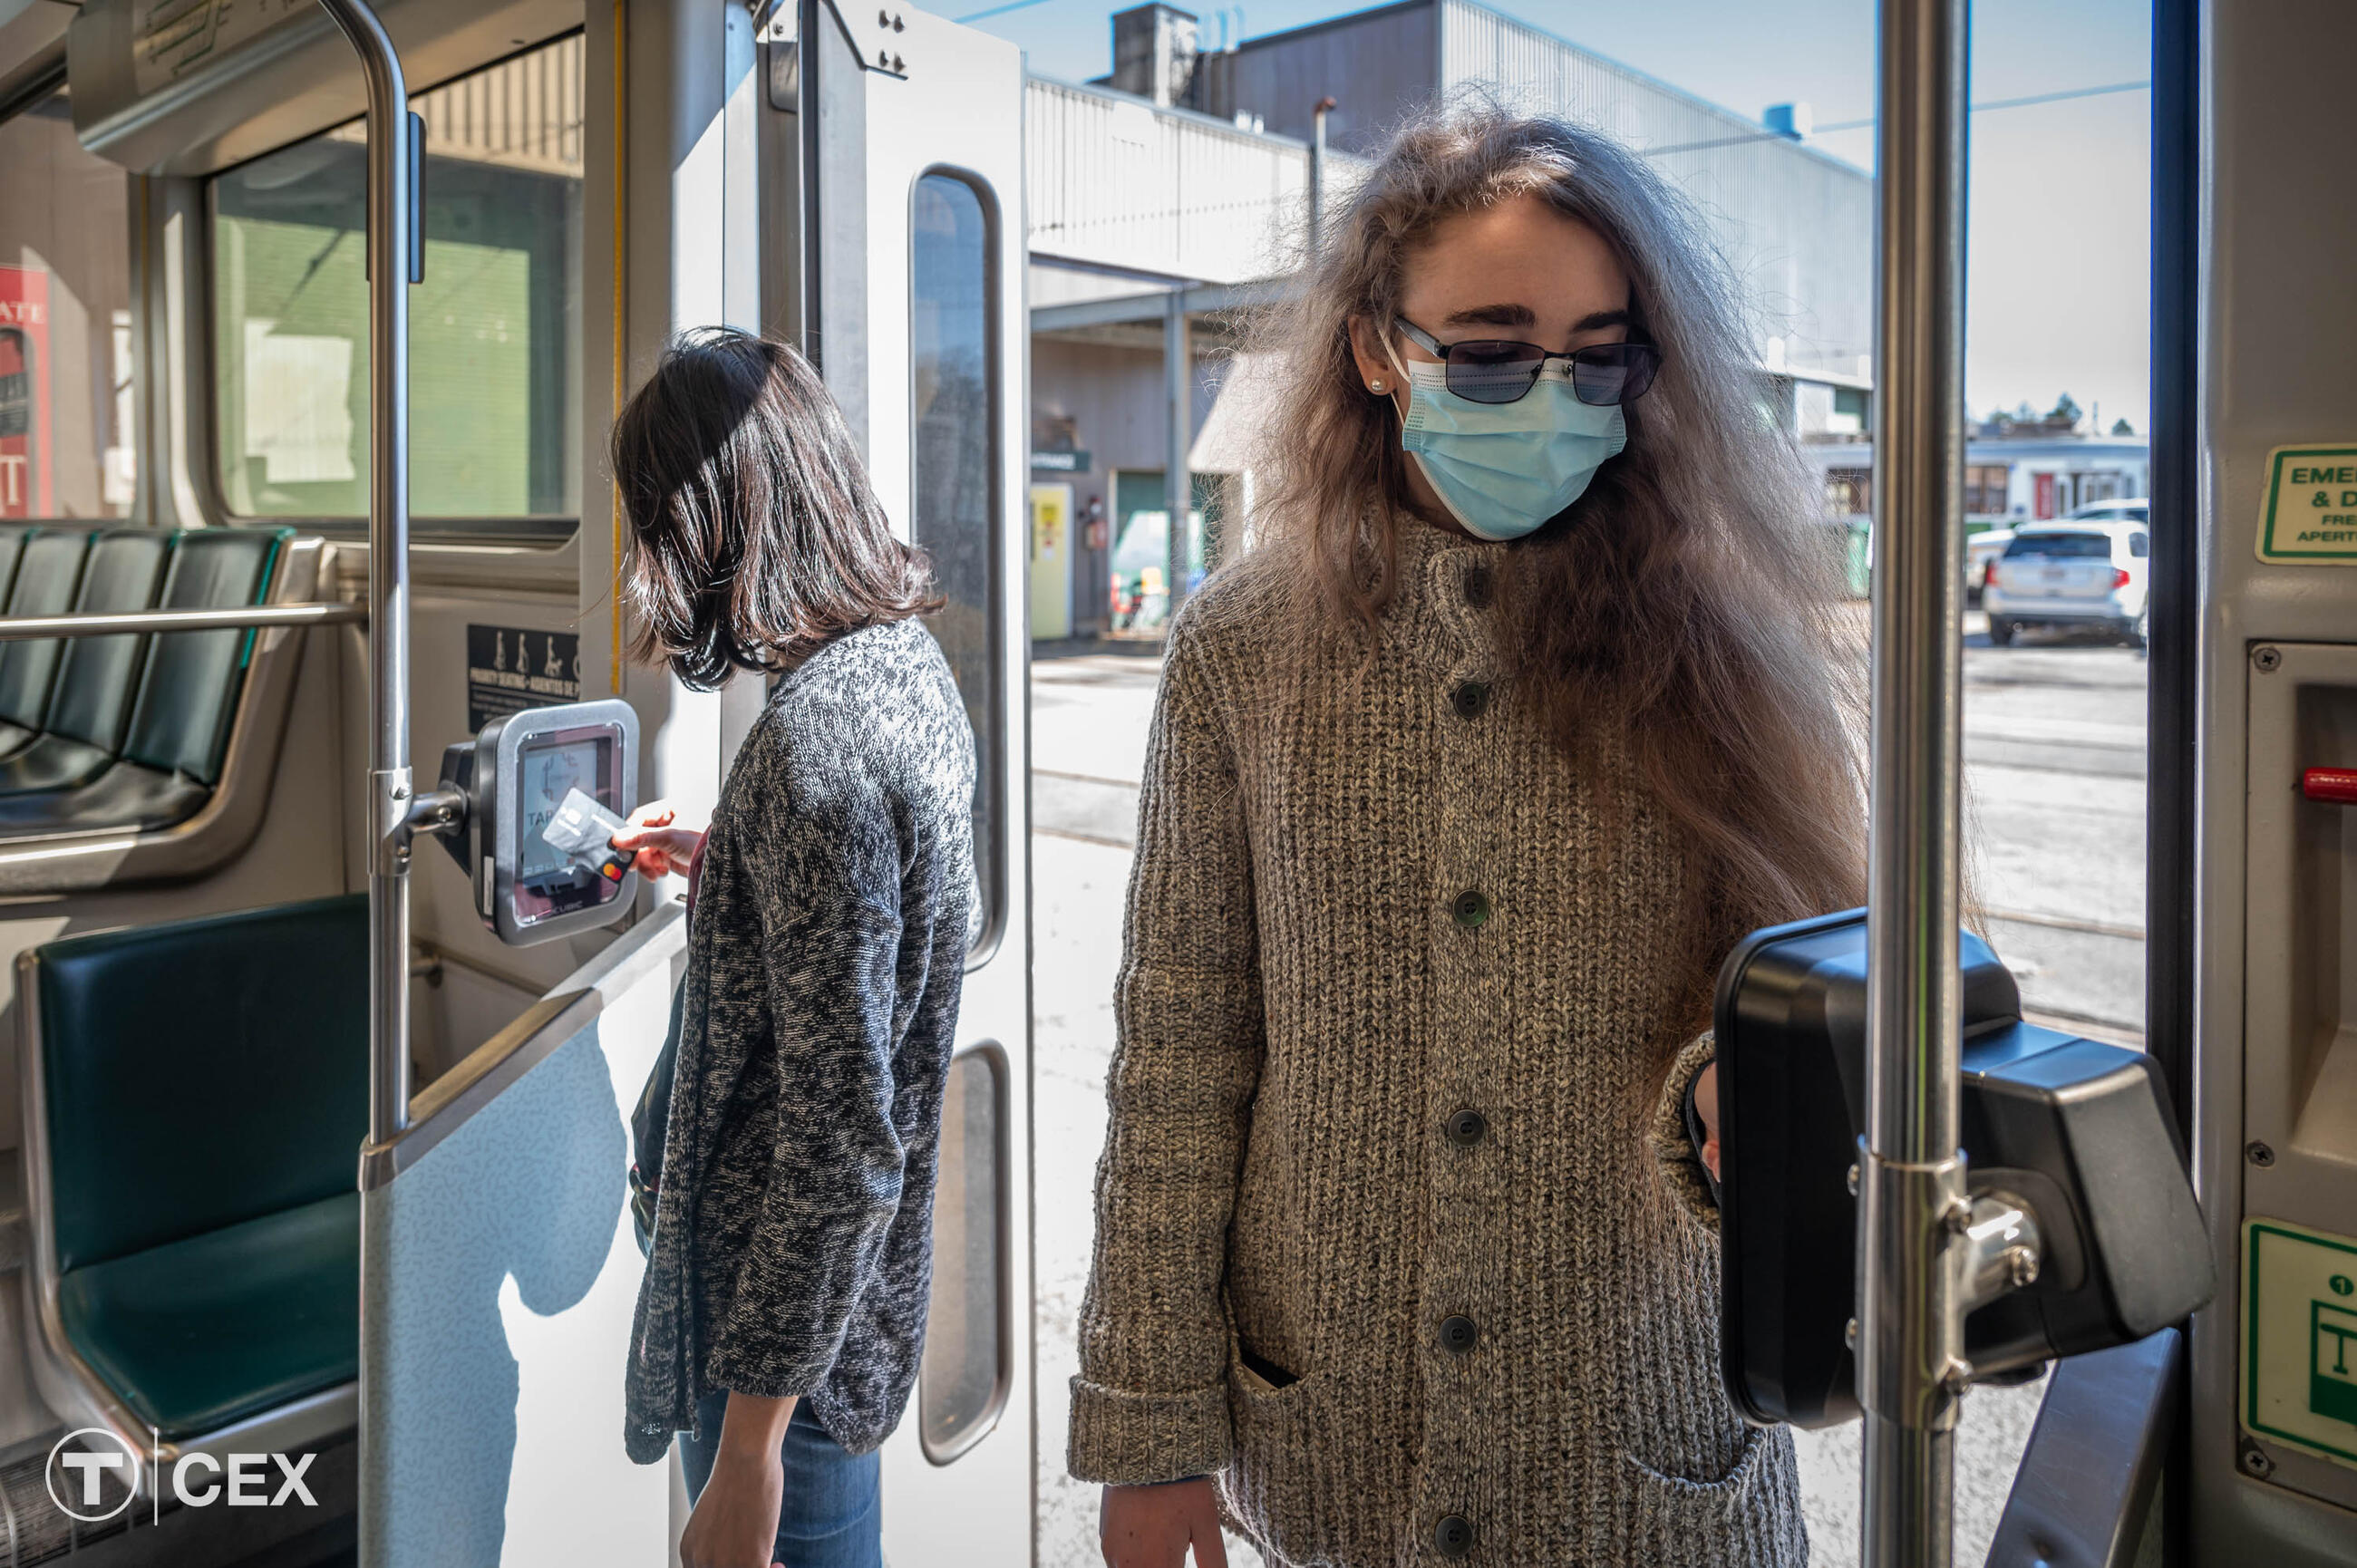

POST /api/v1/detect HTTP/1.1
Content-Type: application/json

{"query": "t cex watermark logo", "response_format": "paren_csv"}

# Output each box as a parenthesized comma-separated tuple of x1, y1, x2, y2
(44, 1428, 318, 1523)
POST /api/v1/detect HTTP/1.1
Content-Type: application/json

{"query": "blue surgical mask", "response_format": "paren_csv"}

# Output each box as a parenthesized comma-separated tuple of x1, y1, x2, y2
(1393, 359, 1628, 542)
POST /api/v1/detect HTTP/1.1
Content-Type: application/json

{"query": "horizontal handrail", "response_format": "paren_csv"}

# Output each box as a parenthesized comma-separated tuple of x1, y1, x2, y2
(0, 603, 365, 641)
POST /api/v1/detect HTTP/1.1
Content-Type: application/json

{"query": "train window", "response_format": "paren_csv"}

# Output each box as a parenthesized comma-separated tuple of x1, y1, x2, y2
(0, 92, 138, 520)
(909, 170, 1004, 956)
(918, 1043, 1010, 1463)
(209, 35, 583, 531)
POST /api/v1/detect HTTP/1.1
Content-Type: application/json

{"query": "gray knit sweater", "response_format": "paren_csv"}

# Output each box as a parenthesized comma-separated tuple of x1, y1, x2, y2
(625, 618, 975, 1463)
(1068, 519, 1807, 1566)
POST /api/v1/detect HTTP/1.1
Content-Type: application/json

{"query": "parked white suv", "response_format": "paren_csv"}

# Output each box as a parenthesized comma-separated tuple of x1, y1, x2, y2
(1983, 508, 2150, 648)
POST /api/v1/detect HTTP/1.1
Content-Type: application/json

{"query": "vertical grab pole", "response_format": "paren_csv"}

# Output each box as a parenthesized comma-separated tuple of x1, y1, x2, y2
(1860, 1, 1969, 1565)
(314, 0, 412, 1148)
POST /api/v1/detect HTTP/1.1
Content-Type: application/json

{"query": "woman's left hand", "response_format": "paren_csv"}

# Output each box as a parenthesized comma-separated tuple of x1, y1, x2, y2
(678, 1448, 783, 1568)
(1693, 1063, 1721, 1182)
(680, 1391, 796, 1568)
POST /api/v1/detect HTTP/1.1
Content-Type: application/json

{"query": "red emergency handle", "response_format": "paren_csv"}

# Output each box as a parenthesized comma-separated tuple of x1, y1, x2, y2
(2303, 767, 2357, 804)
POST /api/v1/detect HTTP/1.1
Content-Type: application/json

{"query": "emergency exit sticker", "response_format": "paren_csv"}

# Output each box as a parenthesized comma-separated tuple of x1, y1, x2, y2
(2257, 445, 2357, 563)
(2245, 1217, 2357, 1470)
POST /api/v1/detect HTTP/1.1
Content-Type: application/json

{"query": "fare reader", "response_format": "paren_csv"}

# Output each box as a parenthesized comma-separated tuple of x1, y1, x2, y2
(422, 699, 641, 946)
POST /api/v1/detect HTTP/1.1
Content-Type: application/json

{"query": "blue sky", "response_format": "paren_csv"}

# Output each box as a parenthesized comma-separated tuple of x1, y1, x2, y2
(970, 0, 2156, 434)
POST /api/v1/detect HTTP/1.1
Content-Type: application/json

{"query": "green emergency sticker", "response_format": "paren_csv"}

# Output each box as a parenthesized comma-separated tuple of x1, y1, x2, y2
(2245, 1217, 2357, 1469)
(2257, 445, 2357, 563)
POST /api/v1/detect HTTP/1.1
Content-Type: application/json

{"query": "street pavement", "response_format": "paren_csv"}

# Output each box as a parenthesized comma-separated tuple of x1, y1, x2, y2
(1025, 611, 2148, 1566)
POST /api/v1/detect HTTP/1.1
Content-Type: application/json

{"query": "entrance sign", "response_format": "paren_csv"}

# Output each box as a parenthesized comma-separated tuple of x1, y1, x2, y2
(2245, 1217, 2357, 1469)
(2255, 443, 2357, 563)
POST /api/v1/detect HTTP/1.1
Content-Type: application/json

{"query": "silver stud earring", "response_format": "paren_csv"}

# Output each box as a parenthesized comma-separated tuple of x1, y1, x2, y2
(1370, 379, 1386, 392)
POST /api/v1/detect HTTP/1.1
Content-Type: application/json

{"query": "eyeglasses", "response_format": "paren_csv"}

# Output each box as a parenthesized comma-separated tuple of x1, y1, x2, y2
(1394, 317, 1662, 407)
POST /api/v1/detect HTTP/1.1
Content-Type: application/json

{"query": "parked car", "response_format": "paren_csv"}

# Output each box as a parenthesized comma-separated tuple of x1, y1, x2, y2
(1965, 525, 2013, 605)
(1982, 505, 2151, 648)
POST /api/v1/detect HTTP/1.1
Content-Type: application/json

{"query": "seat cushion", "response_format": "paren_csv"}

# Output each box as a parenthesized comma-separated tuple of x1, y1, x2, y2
(39, 895, 369, 1274)
(0, 760, 209, 836)
(0, 734, 115, 796)
(57, 1191, 358, 1440)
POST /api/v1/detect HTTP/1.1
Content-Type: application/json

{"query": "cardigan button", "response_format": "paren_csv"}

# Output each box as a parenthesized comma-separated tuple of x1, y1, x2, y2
(1452, 890, 1489, 927)
(1444, 1108, 1489, 1147)
(1435, 1514, 1477, 1557)
(1439, 1314, 1479, 1354)
(1450, 682, 1490, 720)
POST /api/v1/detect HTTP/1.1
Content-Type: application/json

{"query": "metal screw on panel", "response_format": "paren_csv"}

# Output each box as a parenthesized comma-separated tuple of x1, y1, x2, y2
(1846, 1162, 1860, 1197)
(2254, 645, 2283, 673)
(2248, 1141, 2276, 1167)
(878, 7, 888, 21)
(2005, 1245, 2040, 1288)
(2241, 1440, 2274, 1479)
(1939, 1359, 1974, 1399)
(891, 52, 903, 69)
(892, 12, 905, 27)
(1844, 1317, 1858, 1350)
(1942, 1195, 1974, 1235)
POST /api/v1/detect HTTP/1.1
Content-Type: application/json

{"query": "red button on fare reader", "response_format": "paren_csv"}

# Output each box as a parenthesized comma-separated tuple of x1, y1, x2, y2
(2303, 768, 2357, 805)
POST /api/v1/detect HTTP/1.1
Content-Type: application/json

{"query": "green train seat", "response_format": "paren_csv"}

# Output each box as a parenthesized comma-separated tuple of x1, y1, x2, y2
(22, 895, 367, 1448)
(0, 529, 289, 833)
(0, 528, 94, 759)
(0, 529, 170, 796)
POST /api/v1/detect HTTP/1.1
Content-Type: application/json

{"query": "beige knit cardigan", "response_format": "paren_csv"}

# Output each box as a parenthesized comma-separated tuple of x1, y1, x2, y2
(1067, 518, 1809, 1567)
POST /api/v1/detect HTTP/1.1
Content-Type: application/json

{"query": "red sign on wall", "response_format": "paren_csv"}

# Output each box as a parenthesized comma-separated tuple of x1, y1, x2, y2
(2032, 470, 2056, 521)
(0, 266, 53, 519)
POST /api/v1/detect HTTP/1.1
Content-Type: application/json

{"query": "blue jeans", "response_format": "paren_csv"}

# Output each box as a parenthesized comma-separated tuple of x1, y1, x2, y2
(679, 1391, 882, 1568)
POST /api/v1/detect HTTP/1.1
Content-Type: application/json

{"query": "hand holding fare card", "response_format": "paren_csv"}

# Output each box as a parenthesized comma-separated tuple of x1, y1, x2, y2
(541, 788, 638, 885)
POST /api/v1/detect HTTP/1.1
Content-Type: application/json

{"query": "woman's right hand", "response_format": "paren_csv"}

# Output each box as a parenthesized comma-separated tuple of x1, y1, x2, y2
(611, 799, 704, 879)
(1101, 1480, 1227, 1568)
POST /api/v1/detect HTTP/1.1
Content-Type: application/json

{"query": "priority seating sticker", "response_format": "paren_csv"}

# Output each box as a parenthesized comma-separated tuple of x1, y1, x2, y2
(2245, 1217, 2357, 1471)
(2257, 445, 2357, 563)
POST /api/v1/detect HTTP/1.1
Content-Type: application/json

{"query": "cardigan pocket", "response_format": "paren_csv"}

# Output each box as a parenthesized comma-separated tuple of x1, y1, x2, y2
(1621, 1425, 1807, 1567)
(1623, 1419, 1770, 1501)
(1221, 1338, 1335, 1567)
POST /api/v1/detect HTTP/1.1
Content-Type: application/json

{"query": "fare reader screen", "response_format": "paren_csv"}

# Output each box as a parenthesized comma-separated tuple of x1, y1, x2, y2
(518, 737, 607, 886)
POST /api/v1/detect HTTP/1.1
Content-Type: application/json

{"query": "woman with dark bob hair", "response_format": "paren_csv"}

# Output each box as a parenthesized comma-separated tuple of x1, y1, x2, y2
(613, 327, 976, 1568)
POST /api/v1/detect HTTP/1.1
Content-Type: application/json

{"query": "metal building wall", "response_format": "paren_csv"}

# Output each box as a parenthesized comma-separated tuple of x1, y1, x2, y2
(1209, 0, 1438, 152)
(1187, 0, 1873, 374)
(1025, 76, 1314, 283)
(1437, 0, 1872, 375)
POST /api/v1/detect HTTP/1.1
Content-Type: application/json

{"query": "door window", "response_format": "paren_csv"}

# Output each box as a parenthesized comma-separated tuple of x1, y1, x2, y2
(909, 169, 1004, 957)
(918, 1044, 1010, 1461)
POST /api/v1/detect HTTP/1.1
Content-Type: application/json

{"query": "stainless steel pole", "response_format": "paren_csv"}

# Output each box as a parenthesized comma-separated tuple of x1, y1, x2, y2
(315, 0, 412, 1152)
(1860, 1, 1969, 1564)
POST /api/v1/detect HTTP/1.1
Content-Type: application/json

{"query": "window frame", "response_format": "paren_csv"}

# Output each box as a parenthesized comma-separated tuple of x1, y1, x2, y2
(196, 32, 587, 547)
(906, 164, 1009, 973)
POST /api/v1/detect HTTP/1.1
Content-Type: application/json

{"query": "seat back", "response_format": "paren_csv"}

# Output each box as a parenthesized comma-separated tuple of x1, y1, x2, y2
(42, 530, 170, 753)
(0, 530, 91, 731)
(37, 894, 369, 1274)
(0, 526, 33, 606)
(120, 529, 289, 784)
